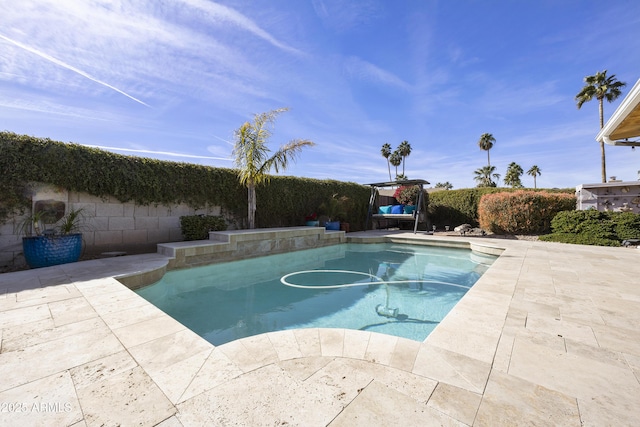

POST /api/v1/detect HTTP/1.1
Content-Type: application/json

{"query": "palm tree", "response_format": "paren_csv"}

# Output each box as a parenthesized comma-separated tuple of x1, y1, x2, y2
(478, 133, 496, 167)
(389, 150, 402, 180)
(576, 70, 626, 183)
(397, 140, 412, 175)
(435, 182, 453, 190)
(381, 143, 392, 181)
(504, 162, 524, 188)
(233, 107, 315, 229)
(473, 165, 498, 187)
(527, 165, 541, 188)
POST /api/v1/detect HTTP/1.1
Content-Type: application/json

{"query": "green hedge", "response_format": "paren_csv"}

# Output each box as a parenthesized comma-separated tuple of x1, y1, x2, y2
(539, 210, 640, 246)
(0, 131, 370, 229)
(428, 187, 574, 227)
(478, 191, 577, 234)
(255, 176, 370, 230)
(180, 215, 227, 240)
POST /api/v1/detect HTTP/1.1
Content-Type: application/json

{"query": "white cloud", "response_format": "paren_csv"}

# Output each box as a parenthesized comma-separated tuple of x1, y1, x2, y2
(344, 56, 412, 91)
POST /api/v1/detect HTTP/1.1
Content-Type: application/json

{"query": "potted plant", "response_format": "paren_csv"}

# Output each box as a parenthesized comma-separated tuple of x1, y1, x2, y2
(304, 212, 319, 227)
(319, 194, 348, 231)
(18, 206, 87, 269)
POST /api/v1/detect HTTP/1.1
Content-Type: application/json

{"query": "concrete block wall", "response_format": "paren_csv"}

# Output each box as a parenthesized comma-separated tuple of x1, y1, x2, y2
(0, 183, 228, 271)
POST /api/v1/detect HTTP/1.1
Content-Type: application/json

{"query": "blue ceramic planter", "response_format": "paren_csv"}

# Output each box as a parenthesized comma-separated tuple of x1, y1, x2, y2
(325, 221, 340, 231)
(22, 233, 83, 269)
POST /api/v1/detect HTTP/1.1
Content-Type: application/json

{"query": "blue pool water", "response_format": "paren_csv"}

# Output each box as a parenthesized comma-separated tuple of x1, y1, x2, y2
(136, 243, 496, 345)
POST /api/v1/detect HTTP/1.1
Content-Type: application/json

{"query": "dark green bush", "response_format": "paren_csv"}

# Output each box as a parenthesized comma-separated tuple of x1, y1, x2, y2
(539, 210, 640, 246)
(180, 215, 227, 240)
(615, 212, 640, 240)
(538, 233, 621, 247)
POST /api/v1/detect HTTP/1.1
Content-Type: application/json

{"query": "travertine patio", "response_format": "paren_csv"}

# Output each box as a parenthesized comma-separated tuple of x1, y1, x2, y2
(1, 231, 639, 426)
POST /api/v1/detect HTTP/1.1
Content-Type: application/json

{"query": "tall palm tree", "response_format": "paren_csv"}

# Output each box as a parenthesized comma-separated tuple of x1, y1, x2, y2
(473, 165, 497, 187)
(576, 70, 626, 183)
(389, 150, 402, 180)
(478, 133, 496, 167)
(233, 107, 314, 229)
(381, 143, 392, 181)
(527, 165, 541, 188)
(397, 140, 412, 175)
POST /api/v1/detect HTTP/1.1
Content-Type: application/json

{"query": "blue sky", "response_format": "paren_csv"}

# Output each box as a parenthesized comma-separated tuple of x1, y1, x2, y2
(2, 0, 640, 189)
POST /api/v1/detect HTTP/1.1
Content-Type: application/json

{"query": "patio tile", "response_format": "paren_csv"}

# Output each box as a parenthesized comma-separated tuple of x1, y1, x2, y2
(178, 348, 244, 403)
(591, 323, 640, 356)
(75, 366, 175, 426)
(388, 336, 421, 371)
(48, 296, 98, 326)
(508, 335, 640, 412)
(426, 382, 482, 426)
(335, 358, 437, 404)
(240, 333, 280, 366)
(177, 363, 344, 427)
(412, 343, 491, 394)
(69, 350, 139, 388)
(293, 328, 322, 356)
(0, 325, 124, 392)
(278, 356, 333, 382)
(149, 348, 212, 403)
(363, 332, 397, 365)
(319, 328, 344, 357)
(111, 313, 186, 347)
(342, 329, 370, 359)
(98, 301, 166, 330)
(329, 380, 463, 427)
(267, 329, 303, 360)
(217, 338, 263, 373)
(128, 328, 212, 374)
(0, 303, 51, 329)
(0, 371, 83, 427)
(524, 312, 599, 346)
(2, 317, 106, 352)
(475, 370, 580, 426)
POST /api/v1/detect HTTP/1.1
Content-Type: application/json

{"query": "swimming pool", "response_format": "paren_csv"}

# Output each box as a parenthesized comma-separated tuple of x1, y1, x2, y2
(136, 243, 496, 345)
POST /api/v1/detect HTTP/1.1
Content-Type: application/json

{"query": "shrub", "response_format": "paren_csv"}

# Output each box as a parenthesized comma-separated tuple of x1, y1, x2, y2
(180, 215, 227, 241)
(478, 191, 576, 234)
(539, 210, 640, 246)
(427, 187, 573, 228)
(538, 233, 621, 247)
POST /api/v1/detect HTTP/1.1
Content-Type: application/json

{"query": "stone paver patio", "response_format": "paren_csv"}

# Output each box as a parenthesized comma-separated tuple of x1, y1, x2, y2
(1, 231, 639, 426)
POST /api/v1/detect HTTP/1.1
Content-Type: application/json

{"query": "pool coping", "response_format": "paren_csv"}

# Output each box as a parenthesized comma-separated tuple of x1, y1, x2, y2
(1, 230, 639, 425)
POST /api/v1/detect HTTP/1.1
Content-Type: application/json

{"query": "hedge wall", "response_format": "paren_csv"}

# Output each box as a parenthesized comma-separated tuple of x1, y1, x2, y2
(478, 191, 577, 234)
(0, 132, 370, 230)
(428, 187, 575, 228)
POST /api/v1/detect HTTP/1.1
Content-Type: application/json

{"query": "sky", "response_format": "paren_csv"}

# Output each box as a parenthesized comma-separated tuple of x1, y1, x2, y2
(2, 0, 640, 190)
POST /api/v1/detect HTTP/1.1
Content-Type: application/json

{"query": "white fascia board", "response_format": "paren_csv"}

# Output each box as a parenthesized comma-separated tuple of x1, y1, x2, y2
(596, 78, 640, 145)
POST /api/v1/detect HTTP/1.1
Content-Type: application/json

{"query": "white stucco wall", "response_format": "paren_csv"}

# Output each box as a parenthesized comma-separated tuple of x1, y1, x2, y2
(576, 181, 640, 213)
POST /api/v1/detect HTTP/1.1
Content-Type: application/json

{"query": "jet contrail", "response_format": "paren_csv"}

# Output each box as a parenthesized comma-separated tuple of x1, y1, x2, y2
(83, 145, 232, 161)
(0, 33, 150, 107)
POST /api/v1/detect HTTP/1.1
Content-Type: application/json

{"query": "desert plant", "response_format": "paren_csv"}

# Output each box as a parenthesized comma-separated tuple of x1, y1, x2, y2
(17, 207, 87, 237)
